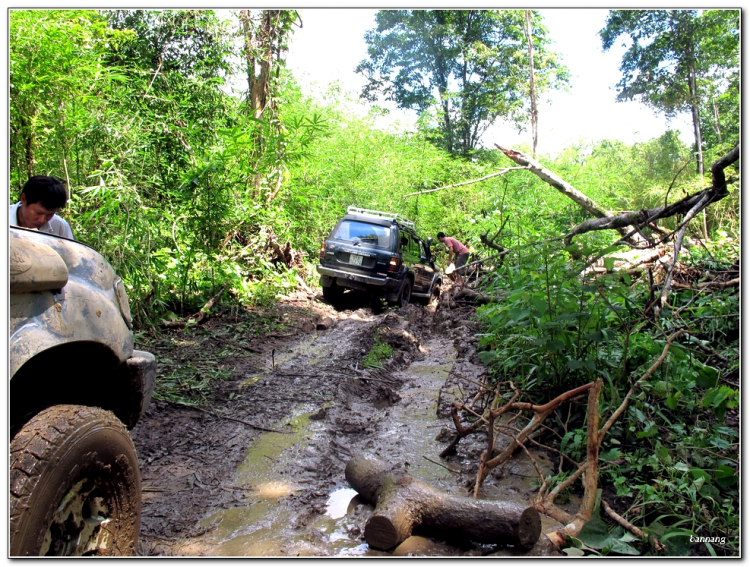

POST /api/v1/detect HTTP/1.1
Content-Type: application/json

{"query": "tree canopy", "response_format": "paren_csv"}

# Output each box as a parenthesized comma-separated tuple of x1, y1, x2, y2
(600, 9, 739, 174)
(356, 9, 569, 156)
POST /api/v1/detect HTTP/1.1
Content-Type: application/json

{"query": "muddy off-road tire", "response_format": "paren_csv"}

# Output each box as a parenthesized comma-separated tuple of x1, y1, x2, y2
(397, 279, 412, 308)
(10, 405, 141, 556)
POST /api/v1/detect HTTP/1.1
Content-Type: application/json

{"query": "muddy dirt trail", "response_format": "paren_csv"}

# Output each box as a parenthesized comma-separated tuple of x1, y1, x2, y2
(131, 290, 564, 557)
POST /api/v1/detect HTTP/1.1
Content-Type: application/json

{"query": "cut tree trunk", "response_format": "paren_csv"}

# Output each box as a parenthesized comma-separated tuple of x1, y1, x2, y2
(345, 453, 541, 551)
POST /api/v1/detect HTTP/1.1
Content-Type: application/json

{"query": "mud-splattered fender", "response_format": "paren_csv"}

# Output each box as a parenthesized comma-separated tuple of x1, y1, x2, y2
(9, 279, 133, 378)
(10, 228, 133, 379)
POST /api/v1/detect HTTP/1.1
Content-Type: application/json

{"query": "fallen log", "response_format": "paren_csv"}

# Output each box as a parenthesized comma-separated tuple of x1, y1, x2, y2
(345, 453, 541, 551)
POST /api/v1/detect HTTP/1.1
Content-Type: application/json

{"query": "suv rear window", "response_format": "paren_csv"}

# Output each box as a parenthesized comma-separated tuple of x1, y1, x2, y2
(332, 220, 391, 248)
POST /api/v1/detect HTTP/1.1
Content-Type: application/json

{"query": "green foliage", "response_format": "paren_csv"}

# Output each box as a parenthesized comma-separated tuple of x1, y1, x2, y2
(9, 9, 134, 187)
(476, 238, 638, 391)
(362, 336, 394, 369)
(600, 10, 738, 122)
(8, 9, 738, 555)
(600, 9, 739, 179)
(476, 234, 738, 555)
(357, 9, 569, 155)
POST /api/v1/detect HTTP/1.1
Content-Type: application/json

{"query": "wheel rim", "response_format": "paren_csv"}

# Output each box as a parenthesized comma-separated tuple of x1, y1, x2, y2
(41, 477, 114, 556)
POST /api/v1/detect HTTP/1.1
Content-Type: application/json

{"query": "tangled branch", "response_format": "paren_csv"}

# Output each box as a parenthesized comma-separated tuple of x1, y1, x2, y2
(443, 331, 687, 549)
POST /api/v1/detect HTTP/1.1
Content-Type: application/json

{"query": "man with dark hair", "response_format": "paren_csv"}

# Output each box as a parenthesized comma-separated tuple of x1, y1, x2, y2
(437, 231, 470, 286)
(10, 176, 74, 239)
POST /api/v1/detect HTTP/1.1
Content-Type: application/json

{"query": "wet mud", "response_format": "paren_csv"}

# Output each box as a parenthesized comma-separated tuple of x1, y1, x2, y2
(131, 289, 563, 556)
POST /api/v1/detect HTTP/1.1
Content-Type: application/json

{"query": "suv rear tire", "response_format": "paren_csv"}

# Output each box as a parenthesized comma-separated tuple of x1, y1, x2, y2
(397, 279, 412, 308)
(10, 405, 141, 556)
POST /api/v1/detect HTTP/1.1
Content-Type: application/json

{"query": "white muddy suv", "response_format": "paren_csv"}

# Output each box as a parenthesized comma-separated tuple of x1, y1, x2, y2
(9, 226, 156, 556)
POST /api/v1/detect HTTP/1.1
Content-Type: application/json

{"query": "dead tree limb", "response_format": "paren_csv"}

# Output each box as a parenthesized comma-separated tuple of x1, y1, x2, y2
(345, 453, 541, 550)
(480, 217, 509, 254)
(454, 332, 688, 549)
(562, 144, 738, 248)
(710, 144, 740, 190)
(452, 287, 502, 305)
(545, 380, 602, 547)
(495, 145, 613, 219)
(479, 225, 508, 269)
(194, 283, 229, 324)
(480, 232, 505, 253)
(440, 403, 486, 458)
(656, 192, 712, 312)
(402, 167, 530, 198)
(673, 277, 740, 290)
(472, 381, 597, 496)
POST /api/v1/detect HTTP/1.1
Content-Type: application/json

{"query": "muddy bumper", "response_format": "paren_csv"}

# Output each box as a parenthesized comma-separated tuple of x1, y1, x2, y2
(120, 349, 157, 429)
(317, 265, 399, 291)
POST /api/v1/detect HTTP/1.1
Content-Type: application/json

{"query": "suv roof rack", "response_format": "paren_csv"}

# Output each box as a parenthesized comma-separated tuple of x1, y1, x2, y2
(346, 206, 416, 230)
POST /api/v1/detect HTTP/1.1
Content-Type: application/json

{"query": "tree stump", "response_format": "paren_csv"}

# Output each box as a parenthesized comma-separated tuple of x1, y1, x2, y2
(345, 453, 541, 551)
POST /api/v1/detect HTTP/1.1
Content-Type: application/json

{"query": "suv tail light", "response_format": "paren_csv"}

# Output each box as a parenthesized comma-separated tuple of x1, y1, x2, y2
(387, 256, 400, 273)
(319, 243, 326, 259)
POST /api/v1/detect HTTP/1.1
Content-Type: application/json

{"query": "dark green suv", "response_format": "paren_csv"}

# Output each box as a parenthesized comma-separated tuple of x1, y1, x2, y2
(316, 207, 442, 307)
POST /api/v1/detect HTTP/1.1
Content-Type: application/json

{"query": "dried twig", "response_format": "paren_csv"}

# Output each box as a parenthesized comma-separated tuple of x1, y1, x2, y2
(602, 499, 665, 553)
(422, 455, 460, 474)
(160, 283, 229, 328)
(402, 166, 530, 198)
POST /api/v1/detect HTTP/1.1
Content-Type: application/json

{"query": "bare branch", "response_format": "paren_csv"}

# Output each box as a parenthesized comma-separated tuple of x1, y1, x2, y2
(402, 167, 529, 198)
(563, 144, 738, 247)
(657, 193, 712, 311)
(602, 499, 666, 552)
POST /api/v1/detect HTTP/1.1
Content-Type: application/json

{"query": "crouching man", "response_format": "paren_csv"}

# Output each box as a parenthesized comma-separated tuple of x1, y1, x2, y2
(10, 176, 74, 239)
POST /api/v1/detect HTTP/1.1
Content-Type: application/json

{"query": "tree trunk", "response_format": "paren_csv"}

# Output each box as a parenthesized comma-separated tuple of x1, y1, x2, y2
(524, 10, 538, 157)
(686, 46, 708, 239)
(240, 9, 272, 119)
(345, 453, 541, 551)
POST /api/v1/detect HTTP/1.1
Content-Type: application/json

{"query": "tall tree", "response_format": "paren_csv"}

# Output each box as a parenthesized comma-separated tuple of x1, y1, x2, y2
(237, 9, 299, 201)
(523, 10, 538, 157)
(356, 10, 569, 156)
(600, 9, 740, 178)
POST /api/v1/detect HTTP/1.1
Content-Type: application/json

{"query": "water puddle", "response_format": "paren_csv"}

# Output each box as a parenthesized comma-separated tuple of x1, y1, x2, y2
(325, 488, 359, 519)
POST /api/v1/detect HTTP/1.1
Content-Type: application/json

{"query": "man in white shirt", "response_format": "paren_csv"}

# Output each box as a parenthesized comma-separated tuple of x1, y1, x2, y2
(10, 176, 74, 239)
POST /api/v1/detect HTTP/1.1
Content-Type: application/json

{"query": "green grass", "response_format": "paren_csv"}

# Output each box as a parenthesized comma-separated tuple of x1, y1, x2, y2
(362, 337, 393, 369)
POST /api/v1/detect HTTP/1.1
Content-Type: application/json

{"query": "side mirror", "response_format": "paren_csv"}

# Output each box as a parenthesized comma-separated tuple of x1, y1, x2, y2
(427, 237, 433, 245)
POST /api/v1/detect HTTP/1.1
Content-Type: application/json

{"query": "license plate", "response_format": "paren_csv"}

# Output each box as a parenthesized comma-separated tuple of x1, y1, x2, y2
(349, 254, 363, 266)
